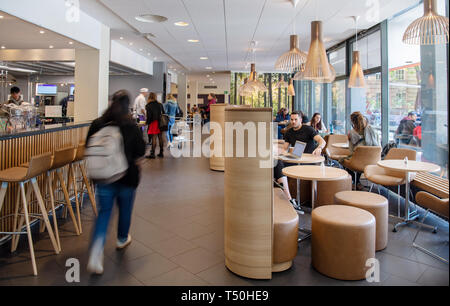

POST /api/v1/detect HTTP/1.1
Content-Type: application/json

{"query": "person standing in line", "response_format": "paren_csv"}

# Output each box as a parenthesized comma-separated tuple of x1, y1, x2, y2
(146, 92, 165, 159)
(133, 88, 149, 123)
(86, 90, 145, 274)
(205, 93, 217, 123)
(164, 94, 178, 148)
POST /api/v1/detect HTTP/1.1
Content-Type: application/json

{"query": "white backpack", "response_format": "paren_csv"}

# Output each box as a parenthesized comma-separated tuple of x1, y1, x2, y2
(84, 125, 128, 183)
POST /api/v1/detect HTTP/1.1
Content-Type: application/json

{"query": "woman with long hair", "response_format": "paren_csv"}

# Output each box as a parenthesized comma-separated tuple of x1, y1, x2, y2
(164, 94, 178, 147)
(146, 92, 165, 158)
(86, 90, 145, 274)
(347, 111, 379, 153)
(309, 113, 327, 133)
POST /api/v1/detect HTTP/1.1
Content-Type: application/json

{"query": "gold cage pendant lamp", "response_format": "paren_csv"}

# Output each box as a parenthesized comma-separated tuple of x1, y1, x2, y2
(287, 79, 296, 96)
(403, 0, 449, 45)
(275, 75, 288, 89)
(275, 35, 308, 72)
(302, 21, 332, 81)
(348, 51, 365, 88)
(349, 16, 365, 88)
(246, 63, 268, 93)
(239, 78, 253, 97)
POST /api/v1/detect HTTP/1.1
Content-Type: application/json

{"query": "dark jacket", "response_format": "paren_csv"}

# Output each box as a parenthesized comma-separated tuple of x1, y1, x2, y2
(86, 117, 145, 188)
(146, 101, 165, 124)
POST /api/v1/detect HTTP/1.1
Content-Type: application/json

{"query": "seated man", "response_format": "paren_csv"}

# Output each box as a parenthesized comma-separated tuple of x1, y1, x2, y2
(274, 111, 326, 210)
(282, 111, 326, 155)
(274, 108, 290, 139)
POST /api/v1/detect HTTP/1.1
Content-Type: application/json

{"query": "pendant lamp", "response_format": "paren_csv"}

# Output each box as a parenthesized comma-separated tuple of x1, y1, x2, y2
(240, 63, 268, 94)
(287, 79, 296, 96)
(316, 64, 336, 83)
(275, 35, 307, 72)
(239, 78, 253, 97)
(275, 75, 288, 89)
(403, 0, 449, 45)
(302, 21, 331, 81)
(292, 63, 305, 80)
(348, 16, 365, 88)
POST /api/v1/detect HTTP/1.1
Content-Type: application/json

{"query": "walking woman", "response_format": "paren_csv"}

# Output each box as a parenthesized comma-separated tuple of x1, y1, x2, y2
(146, 92, 165, 158)
(86, 90, 145, 274)
(164, 94, 178, 147)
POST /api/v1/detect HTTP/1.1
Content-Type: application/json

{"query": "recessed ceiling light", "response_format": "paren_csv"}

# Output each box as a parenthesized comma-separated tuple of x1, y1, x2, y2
(154, 57, 157, 60)
(0, 16, 4, 19)
(205, 67, 212, 70)
(1, 46, 5, 49)
(206, 75, 210, 77)
(49, 45, 54, 49)
(135, 14, 167, 23)
(129, 42, 133, 46)
(147, 53, 151, 56)
(69, 41, 74, 45)
(119, 37, 124, 40)
(139, 48, 143, 51)
(174, 21, 189, 27)
(39, 30, 45, 34)
(200, 57, 208, 60)
(188, 39, 199, 43)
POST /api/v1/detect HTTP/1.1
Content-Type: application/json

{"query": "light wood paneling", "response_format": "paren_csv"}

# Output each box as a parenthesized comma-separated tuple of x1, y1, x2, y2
(224, 107, 273, 279)
(0, 125, 89, 234)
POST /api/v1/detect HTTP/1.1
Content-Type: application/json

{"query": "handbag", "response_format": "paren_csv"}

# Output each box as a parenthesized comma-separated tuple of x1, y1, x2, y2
(159, 114, 169, 132)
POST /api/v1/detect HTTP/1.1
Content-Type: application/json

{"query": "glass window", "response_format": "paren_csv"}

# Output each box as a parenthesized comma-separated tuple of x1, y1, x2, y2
(349, 73, 382, 141)
(352, 31, 381, 70)
(388, 2, 448, 177)
(331, 80, 346, 135)
(328, 46, 346, 76)
(313, 83, 323, 115)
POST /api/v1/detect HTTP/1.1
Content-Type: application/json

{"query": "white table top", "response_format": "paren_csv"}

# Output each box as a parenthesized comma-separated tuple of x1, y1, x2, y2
(332, 142, 349, 149)
(277, 153, 325, 165)
(377, 160, 441, 173)
(282, 165, 349, 181)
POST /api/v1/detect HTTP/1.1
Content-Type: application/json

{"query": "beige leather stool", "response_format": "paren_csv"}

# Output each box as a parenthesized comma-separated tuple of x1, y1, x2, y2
(67, 142, 97, 221)
(0, 152, 60, 276)
(273, 188, 298, 272)
(312, 205, 376, 281)
(334, 191, 388, 251)
(316, 175, 352, 208)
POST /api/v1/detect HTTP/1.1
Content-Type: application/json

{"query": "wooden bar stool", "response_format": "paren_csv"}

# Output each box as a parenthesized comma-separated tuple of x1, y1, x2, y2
(49, 146, 81, 236)
(0, 152, 60, 276)
(67, 143, 98, 228)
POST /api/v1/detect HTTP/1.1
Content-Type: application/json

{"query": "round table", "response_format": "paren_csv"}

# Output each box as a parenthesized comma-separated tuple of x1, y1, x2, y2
(277, 153, 325, 165)
(332, 142, 349, 149)
(282, 165, 349, 209)
(377, 160, 441, 231)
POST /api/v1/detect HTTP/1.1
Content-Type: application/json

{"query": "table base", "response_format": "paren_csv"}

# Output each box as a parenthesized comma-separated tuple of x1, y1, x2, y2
(390, 214, 438, 233)
(298, 228, 311, 242)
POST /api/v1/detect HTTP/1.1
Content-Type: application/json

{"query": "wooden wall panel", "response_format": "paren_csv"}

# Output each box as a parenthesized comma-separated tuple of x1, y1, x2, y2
(0, 125, 89, 234)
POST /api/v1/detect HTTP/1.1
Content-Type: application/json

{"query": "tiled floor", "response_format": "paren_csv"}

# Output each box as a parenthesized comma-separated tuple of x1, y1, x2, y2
(0, 153, 448, 286)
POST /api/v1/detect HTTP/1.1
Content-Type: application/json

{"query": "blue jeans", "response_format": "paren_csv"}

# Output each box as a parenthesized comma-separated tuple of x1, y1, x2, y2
(167, 117, 176, 143)
(90, 182, 136, 249)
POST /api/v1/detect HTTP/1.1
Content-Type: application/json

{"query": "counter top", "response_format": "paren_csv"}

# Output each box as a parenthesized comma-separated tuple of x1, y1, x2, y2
(0, 121, 92, 141)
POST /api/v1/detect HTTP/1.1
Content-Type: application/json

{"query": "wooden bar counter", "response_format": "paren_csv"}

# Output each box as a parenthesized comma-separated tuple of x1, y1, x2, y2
(0, 122, 91, 235)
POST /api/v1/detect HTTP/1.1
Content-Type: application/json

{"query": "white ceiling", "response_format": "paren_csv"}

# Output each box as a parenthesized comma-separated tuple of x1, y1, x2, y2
(92, 0, 420, 73)
(0, 12, 92, 50)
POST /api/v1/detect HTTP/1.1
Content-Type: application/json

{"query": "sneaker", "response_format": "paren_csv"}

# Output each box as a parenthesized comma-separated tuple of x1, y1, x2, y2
(116, 235, 132, 249)
(87, 248, 104, 275)
(289, 198, 299, 209)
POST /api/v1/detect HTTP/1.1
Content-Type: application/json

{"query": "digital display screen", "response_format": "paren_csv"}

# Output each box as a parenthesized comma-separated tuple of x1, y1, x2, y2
(37, 84, 57, 95)
(70, 85, 75, 95)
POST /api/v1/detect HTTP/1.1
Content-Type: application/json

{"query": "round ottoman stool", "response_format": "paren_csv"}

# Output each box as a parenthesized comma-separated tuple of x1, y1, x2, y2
(334, 191, 388, 251)
(312, 205, 376, 281)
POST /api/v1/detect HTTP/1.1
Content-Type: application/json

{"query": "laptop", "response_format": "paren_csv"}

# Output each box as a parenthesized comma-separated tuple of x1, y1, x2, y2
(282, 141, 307, 160)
